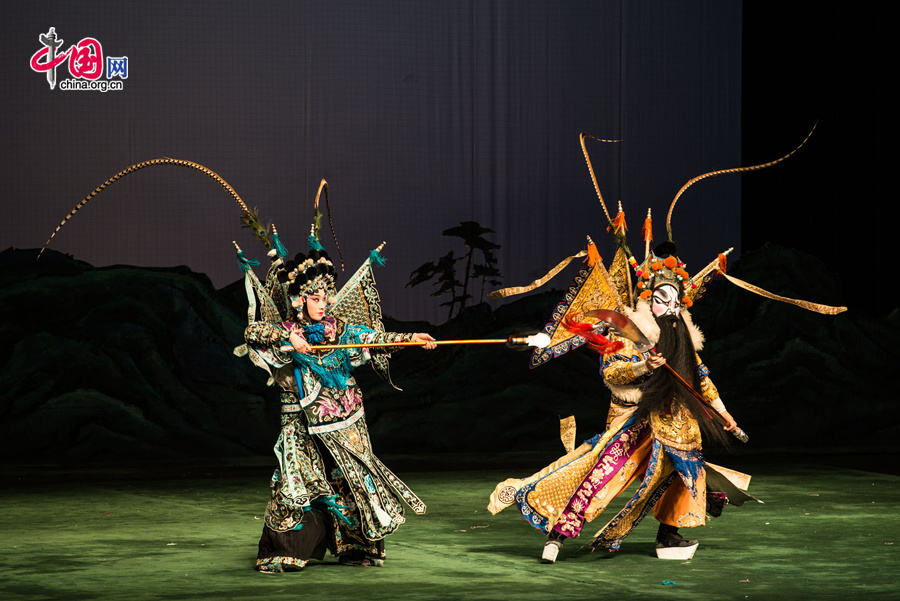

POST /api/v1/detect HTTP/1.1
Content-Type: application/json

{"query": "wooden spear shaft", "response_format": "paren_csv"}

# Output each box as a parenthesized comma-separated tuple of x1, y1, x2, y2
(659, 362, 749, 443)
(307, 338, 525, 351)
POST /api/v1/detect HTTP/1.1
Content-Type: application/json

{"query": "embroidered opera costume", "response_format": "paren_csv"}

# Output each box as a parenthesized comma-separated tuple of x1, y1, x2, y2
(36, 161, 437, 573)
(486, 129, 844, 563)
(232, 188, 435, 572)
(245, 316, 428, 571)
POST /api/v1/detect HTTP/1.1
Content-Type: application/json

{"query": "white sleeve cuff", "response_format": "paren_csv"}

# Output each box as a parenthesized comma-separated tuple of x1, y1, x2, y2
(632, 361, 650, 377)
(710, 397, 727, 414)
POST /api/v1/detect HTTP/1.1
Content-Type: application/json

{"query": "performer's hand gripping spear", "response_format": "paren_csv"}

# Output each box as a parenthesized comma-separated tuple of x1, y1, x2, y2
(580, 309, 750, 443)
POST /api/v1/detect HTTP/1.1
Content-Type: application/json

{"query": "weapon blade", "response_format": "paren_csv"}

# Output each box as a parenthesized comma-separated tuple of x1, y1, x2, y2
(564, 308, 750, 444)
(279, 334, 551, 353)
(581, 308, 654, 352)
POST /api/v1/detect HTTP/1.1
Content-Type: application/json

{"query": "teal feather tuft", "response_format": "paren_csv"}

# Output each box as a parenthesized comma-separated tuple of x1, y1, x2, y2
(272, 232, 289, 258)
(312, 495, 353, 527)
(369, 248, 386, 268)
(236, 250, 260, 273)
(307, 234, 325, 251)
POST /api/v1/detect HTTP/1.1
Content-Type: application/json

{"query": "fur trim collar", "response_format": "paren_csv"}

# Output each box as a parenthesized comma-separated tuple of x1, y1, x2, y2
(626, 301, 704, 351)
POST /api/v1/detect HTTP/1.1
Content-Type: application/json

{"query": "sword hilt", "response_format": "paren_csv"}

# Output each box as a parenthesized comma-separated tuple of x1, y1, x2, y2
(731, 427, 749, 444)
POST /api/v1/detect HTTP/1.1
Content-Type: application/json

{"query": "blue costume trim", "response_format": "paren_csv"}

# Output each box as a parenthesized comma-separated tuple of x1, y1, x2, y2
(600, 350, 650, 372)
(369, 248, 386, 267)
(312, 495, 355, 527)
(235, 250, 260, 273)
(663, 445, 704, 497)
(307, 234, 325, 251)
(271, 232, 289, 258)
(515, 483, 550, 533)
(293, 352, 351, 390)
(529, 267, 594, 368)
(293, 323, 353, 389)
(292, 322, 374, 392)
(302, 322, 326, 344)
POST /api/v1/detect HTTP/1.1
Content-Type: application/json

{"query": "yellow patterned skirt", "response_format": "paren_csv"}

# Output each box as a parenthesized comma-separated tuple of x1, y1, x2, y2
(488, 415, 706, 550)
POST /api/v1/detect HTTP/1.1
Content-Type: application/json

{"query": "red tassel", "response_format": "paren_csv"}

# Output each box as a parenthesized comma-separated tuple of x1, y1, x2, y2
(642, 215, 653, 243)
(611, 211, 627, 235)
(587, 241, 601, 267)
(561, 315, 624, 354)
(718, 252, 728, 274)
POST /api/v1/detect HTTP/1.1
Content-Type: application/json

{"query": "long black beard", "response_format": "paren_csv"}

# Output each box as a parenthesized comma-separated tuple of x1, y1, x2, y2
(637, 313, 729, 446)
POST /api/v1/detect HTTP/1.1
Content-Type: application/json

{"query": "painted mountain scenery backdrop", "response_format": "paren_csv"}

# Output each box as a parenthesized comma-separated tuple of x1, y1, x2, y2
(1, 244, 894, 467)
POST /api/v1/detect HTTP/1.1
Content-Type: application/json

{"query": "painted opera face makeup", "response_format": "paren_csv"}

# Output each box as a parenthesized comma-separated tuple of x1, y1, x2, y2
(305, 291, 328, 322)
(651, 283, 681, 317)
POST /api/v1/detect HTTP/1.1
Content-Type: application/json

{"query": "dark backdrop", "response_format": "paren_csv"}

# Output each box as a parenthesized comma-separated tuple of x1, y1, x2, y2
(0, 2, 895, 467)
(3, 1, 746, 323)
(742, 6, 889, 315)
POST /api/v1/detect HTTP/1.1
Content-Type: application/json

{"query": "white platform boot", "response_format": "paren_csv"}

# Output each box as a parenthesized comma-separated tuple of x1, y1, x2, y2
(655, 524, 698, 560)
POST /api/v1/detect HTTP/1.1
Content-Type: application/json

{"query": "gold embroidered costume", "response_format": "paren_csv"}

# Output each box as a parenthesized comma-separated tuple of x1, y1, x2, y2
(487, 127, 841, 561)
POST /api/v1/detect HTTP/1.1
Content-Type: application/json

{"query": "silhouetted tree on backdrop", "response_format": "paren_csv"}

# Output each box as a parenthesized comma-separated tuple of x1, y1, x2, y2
(406, 221, 501, 321)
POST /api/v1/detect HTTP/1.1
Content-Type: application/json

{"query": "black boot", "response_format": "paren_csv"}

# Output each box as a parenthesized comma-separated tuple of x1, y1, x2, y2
(656, 523, 698, 548)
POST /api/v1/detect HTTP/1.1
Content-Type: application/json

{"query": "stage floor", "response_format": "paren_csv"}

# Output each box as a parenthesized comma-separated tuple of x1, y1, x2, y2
(1, 463, 897, 600)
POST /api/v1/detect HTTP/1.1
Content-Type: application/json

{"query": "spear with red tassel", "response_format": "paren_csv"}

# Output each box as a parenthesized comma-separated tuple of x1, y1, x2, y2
(284, 332, 552, 352)
(567, 308, 749, 443)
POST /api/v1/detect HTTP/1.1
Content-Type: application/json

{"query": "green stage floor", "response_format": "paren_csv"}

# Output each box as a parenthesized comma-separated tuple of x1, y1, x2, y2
(1, 463, 897, 600)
